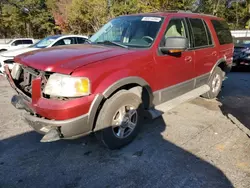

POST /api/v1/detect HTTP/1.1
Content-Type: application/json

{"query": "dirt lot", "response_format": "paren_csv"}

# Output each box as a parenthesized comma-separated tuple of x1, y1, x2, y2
(0, 70, 250, 188)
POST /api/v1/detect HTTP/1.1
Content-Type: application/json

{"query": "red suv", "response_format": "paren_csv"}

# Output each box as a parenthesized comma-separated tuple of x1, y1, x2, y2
(5, 11, 233, 149)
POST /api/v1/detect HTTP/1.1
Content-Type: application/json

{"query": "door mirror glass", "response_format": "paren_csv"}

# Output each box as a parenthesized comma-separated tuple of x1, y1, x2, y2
(159, 37, 188, 54)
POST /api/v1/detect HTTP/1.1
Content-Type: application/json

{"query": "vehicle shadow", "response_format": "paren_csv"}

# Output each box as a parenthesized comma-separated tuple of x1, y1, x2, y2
(217, 68, 250, 132)
(0, 111, 233, 187)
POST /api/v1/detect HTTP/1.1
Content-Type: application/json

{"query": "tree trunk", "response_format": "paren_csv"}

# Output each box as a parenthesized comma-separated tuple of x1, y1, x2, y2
(236, 2, 239, 29)
(213, 0, 221, 16)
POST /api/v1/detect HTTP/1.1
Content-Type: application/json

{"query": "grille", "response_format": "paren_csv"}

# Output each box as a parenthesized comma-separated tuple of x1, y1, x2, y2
(13, 65, 43, 97)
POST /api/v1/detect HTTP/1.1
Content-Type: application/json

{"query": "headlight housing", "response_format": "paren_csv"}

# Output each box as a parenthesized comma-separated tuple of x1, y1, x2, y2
(44, 73, 91, 97)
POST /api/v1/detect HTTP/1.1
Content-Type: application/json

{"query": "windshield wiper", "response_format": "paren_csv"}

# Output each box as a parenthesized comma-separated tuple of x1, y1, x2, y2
(96, 40, 128, 49)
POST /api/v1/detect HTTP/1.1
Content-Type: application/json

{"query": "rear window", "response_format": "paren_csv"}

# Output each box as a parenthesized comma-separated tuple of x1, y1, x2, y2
(211, 20, 233, 45)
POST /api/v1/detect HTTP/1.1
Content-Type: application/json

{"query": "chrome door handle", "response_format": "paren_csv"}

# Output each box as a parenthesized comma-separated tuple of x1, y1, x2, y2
(185, 56, 192, 62)
(212, 51, 217, 56)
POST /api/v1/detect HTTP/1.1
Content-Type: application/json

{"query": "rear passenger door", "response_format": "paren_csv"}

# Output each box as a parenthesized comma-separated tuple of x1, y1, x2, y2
(22, 40, 33, 47)
(187, 18, 216, 87)
(10, 40, 24, 50)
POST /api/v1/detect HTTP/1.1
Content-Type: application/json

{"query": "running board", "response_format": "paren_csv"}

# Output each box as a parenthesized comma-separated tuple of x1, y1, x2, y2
(147, 85, 210, 119)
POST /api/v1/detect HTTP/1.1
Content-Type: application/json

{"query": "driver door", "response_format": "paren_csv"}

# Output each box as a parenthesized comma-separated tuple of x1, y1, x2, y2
(154, 17, 195, 103)
(10, 40, 23, 50)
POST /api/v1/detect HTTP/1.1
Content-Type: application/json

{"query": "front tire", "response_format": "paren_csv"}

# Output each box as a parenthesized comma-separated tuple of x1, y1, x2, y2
(202, 67, 224, 99)
(0, 49, 7, 53)
(95, 90, 144, 150)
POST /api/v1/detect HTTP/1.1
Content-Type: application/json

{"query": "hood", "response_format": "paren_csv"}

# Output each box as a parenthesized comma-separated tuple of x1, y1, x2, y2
(15, 44, 135, 74)
(0, 44, 8, 49)
(1, 47, 38, 58)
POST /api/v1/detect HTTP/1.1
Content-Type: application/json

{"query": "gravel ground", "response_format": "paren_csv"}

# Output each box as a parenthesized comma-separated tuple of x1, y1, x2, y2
(0, 71, 250, 188)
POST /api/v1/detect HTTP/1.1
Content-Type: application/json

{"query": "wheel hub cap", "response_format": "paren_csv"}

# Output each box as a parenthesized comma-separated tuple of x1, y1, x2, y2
(212, 74, 221, 93)
(112, 105, 138, 139)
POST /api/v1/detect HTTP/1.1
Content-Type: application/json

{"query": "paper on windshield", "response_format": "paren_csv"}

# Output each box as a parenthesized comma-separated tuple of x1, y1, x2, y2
(141, 17, 161, 22)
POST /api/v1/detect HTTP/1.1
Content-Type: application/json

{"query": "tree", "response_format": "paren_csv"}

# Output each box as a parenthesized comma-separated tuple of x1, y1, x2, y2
(0, 0, 249, 38)
(46, 0, 72, 33)
(0, 0, 56, 38)
(67, 0, 107, 34)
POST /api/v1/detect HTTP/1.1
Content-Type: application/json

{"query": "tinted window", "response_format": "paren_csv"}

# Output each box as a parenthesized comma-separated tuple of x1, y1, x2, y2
(211, 20, 233, 45)
(22, 40, 33, 44)
(77, 37, 86, 44)
(161, 18, 188, 47)
(189, 18, 208, 47)
(53, 37, 76, 46)
(204, 21, 213, 45)
(11, 40, 23, 46)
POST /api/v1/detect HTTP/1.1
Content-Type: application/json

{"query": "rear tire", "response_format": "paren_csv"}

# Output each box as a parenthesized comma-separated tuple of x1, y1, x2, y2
(95, 90, 144, 150)
(202, 67, 224, 99)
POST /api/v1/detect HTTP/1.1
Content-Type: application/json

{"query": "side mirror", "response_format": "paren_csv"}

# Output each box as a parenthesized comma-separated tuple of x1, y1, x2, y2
(159, 37, 188, 54)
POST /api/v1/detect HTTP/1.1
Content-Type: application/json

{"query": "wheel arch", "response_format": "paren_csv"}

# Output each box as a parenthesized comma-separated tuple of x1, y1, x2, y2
(88, 77, 154, 131)
(103, 76, 153, 107)
(210, 58, 231, 74)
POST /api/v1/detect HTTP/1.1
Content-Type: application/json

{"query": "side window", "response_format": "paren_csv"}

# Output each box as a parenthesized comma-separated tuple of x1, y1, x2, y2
(53, 38, 75, 46)
(161, 18, 187, 47)
(203, 21, 213, 45)
(77, 37, 87, 44)
(189, 18, 208, 48)
(211, 20, 233, 45)
(11, 40, 23, 46)
(22, 40, 33, 44)
(165, 19, 187, 38)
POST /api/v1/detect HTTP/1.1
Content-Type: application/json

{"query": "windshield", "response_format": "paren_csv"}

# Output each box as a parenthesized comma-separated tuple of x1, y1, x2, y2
(234, 38, 250, 45)
(89, 16, 163, 48)
(7, 40, 13, 44)
(30, 35, 61, 48)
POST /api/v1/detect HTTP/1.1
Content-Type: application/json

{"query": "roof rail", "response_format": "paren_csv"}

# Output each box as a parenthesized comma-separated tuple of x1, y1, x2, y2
(149, 10, 193, 14)
(177, 10, 193, 13)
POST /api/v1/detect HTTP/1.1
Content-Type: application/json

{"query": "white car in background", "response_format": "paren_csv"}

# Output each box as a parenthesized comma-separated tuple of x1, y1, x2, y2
(0, 35, 88, 74)
(0, 38, 35, 52)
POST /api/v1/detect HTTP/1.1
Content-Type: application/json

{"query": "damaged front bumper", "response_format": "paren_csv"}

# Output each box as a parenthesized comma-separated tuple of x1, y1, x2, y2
(4, 65, 92, 142)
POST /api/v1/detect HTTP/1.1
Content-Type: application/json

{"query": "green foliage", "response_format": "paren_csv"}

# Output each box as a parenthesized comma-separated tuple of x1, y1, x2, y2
(0, 0, 56, 38)
(0, 0, 250, 38)
(67, 0, 107, 34)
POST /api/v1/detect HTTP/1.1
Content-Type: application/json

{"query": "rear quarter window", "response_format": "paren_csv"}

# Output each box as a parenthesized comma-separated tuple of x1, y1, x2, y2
(211, 20, 233, 45)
